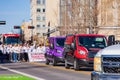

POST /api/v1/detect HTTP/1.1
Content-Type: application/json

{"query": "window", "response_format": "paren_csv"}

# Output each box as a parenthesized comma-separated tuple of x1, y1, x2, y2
(43, 25, 45, 27)
(61, 0, 65, 5)
(37, 25, 40, 27)
(43, 0, 45, 4)
(43, 16, 45, 21)
(36, 16, 41, 20)
(78, 36, 107, 49)
(43, 9, 45, 12)
(37, 0, 41, 4)
(56, 38, 65, 47)
(37, 33, 40, 36)
(37, 8, 41, 12)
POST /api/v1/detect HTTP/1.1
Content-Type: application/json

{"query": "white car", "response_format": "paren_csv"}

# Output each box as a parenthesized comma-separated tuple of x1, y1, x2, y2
(91, 44, 120, 80)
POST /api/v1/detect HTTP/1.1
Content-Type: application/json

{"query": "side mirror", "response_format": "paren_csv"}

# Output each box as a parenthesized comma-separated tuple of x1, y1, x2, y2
(71, 43, 75, 50)
(50, 43, 54, 49)
(108, 35, 115, 46)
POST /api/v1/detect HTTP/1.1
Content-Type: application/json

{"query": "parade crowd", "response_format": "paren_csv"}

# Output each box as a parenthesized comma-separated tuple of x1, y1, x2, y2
(0, 43, 46, 63)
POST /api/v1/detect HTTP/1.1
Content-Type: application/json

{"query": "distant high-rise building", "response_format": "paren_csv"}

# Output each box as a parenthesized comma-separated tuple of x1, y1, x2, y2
(30, 0, 46, 37)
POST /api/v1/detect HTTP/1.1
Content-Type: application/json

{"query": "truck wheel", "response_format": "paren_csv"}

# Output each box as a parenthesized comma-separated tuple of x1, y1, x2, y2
(45, 58, 50, 65)
(91, 75, 93, 80)
(91, 77, 94, 80)
(53, 56, 57, 66)
(65, 59, 70, 69)
(91, 76, 97, 80)
(74, 58, 79, 70)
(91, 74, 97, 80)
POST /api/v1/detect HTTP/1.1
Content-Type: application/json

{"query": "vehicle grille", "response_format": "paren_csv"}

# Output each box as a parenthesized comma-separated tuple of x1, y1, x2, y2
(103, 57, 120, 62)
(87, 51, 97, 58)
(102, 56, 120, 73)
(103, 67, 120, 73)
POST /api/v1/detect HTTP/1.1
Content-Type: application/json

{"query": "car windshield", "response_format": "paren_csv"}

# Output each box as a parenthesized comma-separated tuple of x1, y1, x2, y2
(78, 36, 107, 49)
(4, 37, 20, 44)
(56, 38, 65, 47)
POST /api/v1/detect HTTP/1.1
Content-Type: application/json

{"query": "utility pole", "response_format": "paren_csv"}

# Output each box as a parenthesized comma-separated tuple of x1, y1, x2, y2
(29, 19, 34, 43)
(47, 22, 50, 37)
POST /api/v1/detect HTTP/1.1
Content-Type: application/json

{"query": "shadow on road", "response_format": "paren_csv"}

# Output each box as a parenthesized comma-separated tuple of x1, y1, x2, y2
(70, 67, 93, 72)
(48, 62, 93, 72)
(0, 68, 8, 71)
(79, 67, 93, 71)
(0, 62, 47, 71)
(10, 65, 47, 70)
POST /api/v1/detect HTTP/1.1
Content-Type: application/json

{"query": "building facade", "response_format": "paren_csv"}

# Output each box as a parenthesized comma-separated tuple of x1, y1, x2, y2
(45, 0, 60, 36)
(59, 0, 97, 35)
(46, 0, 120, 39)
(45, 0, 97, 36)
(97, 0, 120, 40)
(30, 0, 120, 40)
(21, 21, 31, 41)
(30, 0, 46, 37)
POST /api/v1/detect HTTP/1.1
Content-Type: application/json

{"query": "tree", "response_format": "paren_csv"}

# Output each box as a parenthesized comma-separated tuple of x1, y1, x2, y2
(60, 0, 98, 35)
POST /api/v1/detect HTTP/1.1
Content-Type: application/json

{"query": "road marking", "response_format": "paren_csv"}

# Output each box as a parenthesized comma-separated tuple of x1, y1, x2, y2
(0, 65, 46, 80)
(30, 62, 91, 75)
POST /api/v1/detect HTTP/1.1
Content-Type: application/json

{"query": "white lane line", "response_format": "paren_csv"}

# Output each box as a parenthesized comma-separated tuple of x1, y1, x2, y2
(0, 65, 46, 80)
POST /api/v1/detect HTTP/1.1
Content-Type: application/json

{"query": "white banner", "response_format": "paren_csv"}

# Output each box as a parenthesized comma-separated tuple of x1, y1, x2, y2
(28, 52, 46, 62)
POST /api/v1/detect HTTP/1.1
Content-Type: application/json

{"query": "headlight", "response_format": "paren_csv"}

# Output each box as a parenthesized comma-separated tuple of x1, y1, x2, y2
(57, 50, 61, 53)
(94, 56, 102, 72)
(78, 50, 85, 54)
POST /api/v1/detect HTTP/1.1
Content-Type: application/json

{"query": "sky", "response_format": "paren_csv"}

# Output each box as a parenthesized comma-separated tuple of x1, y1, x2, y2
(0, 0, 30, 34)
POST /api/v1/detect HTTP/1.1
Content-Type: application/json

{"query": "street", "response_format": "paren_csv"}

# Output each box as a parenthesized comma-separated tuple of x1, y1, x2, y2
(0, 62, 92, 80)
(1, 0, 120, 80)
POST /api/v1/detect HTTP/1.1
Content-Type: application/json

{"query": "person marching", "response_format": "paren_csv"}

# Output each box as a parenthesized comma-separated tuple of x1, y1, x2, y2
(11, 44, 18, 62)
(0, 44, 4, 63)
(23, 44, 29, 62)
(6, 44, 12, 62)
(9, 44, 13, 62)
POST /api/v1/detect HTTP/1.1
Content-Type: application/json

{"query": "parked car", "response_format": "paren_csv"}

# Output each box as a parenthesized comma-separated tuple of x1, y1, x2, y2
(62, 34, 108, 70)
(45, 36, 65, 66)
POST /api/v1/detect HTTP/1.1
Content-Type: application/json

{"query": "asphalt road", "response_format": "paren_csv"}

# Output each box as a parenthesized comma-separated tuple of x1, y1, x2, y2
(0, 62, 92, 80)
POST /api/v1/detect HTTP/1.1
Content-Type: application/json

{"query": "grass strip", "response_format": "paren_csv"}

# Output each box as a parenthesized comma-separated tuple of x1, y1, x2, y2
(0, 74, 35, 80)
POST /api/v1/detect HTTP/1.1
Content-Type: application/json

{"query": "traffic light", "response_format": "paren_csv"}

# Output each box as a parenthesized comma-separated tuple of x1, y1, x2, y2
(28, 26, 34, 29)
(14, 26, 20, 29)
(0, 21, 6, 25)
